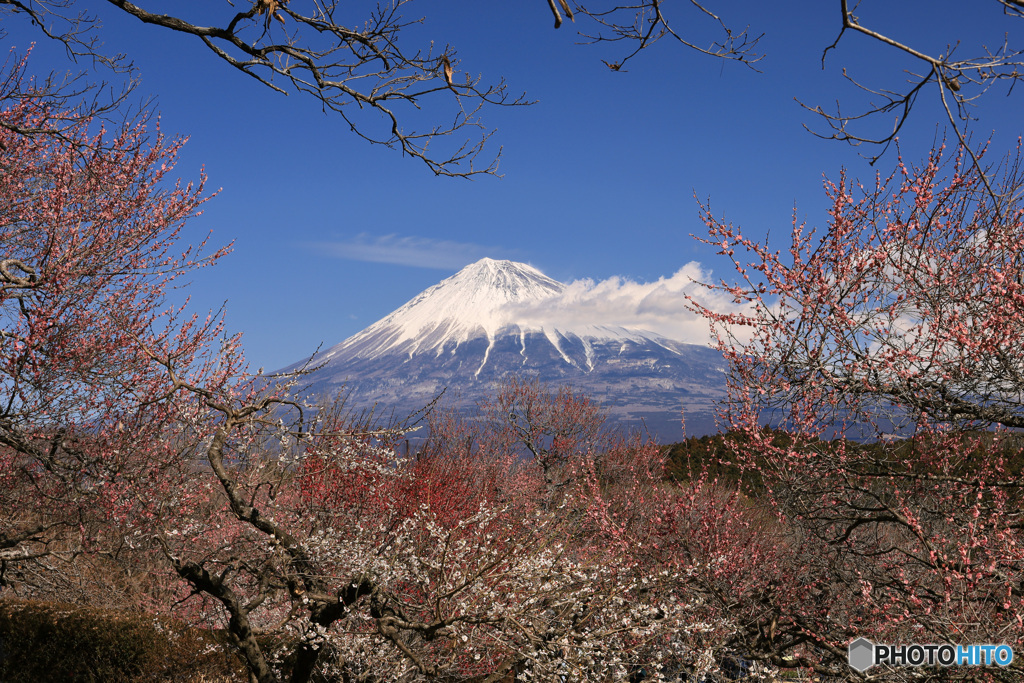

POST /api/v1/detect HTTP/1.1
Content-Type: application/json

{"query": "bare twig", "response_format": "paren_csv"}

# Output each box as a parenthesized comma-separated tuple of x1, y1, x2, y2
(804, 0, 1024, 202)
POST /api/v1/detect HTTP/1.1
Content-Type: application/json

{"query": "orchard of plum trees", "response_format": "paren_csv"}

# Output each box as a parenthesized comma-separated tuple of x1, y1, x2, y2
(2, 2, 1024, 681)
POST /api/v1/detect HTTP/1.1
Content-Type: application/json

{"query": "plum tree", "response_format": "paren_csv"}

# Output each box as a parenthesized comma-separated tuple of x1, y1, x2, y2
(691, 142, 1024, 679)
(0, 59, 220, 585)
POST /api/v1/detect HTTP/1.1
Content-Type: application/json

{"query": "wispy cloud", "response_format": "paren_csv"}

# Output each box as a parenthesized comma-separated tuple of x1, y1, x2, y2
(504, 262, 752, 346)
(310, 234, 506, 270)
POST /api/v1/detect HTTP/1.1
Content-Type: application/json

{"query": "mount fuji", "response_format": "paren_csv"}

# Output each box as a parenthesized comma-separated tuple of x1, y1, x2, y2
(279, 258, 727, 439)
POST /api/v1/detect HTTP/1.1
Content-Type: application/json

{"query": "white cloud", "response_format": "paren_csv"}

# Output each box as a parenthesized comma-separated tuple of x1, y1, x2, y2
(310, 234, 505, 270)
(503, 262, 751, 346)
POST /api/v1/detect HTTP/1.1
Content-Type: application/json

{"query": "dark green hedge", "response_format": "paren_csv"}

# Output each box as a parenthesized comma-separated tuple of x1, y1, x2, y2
(0, 599, 244, 682)
(662, 428, 1024, 497)
(661, 428, 796, 493)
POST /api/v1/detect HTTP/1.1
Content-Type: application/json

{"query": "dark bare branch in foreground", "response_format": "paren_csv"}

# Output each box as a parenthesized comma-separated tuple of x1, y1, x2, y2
(573, 0, 762, 72)
(2, 0, 766, 176)
(5, 0, 1024, 179)
(806, 1, 1024, 175)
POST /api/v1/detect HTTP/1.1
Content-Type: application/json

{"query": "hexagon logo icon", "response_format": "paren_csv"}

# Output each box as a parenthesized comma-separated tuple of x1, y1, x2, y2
(849, 637, 875, 672)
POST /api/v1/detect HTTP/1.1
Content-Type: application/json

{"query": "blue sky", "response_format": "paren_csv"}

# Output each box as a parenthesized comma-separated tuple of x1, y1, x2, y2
(9, 1, 1023, 370)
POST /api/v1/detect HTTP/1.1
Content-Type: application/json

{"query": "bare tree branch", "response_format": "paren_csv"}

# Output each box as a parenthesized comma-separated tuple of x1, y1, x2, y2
(574, 0, 763, 72)
(1, 0, 767, 176)
(804, 0, 1024, 199)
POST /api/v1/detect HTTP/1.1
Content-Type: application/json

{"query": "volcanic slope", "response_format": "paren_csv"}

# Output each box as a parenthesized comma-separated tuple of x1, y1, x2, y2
(281, 258, 726, 439)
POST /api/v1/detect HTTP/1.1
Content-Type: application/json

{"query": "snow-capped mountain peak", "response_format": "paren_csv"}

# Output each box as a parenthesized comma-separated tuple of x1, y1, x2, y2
(422, 257, 565, 312)
(319, 258, 679, 369)
(282, 258, 728, 439)
(321, 258, 564, 362)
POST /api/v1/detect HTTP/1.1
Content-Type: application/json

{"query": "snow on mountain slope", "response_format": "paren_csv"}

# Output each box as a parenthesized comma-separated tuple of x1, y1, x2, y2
(282, 258, 727, 439)
(320, 258, 686, 372)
